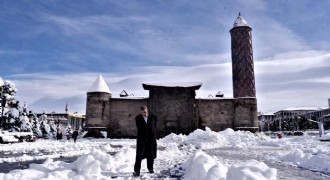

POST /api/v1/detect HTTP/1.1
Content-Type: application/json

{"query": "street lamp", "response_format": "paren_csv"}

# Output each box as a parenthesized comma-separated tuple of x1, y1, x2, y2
(307, 118, 325, 137)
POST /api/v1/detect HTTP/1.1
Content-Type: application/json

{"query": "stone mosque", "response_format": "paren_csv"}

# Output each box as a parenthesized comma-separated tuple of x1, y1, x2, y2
(84, 14, 258, 138)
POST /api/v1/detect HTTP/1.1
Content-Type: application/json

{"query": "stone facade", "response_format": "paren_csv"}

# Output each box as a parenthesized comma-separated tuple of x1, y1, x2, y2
(144, 83, 201, 137)
(84, 14, 259, 138)
(85, 92, 111, 127)
(85, 86, 258, 138)
(108, 98, 148, 137)
(195, 98, 235, 131)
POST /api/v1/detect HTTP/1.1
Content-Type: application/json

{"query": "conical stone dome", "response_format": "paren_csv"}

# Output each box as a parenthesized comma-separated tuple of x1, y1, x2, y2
(87, 75, 111, 94)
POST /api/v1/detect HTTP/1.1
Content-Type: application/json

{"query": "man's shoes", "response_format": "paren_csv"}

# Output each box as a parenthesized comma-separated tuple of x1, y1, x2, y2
(149, 170, 154, 174)
(133, 172, 140, 177)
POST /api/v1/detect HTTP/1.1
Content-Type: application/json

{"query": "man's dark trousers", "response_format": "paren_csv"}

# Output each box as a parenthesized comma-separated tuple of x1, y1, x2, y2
(134, 155, 154, 173)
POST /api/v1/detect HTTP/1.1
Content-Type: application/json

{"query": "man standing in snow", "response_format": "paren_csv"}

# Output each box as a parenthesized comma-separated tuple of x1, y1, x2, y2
(133, 105, 158, 177)
(72, 129, 79, 143)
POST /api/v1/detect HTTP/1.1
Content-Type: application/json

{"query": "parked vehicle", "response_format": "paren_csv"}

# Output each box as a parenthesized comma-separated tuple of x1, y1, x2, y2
(0, 129, 34, 143)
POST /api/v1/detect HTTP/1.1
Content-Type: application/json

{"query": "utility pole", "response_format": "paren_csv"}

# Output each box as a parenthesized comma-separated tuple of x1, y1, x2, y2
(308, 118, 325, 137)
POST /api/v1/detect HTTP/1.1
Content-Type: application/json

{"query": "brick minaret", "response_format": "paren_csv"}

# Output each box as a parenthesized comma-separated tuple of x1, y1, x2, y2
(230, 13, 256, 98)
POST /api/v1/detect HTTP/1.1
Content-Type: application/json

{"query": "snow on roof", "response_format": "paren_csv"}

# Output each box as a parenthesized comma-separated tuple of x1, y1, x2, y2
(112, 97, 147, 100)
(143, 82, 202, 89)
(87, 75, 111, 93)
(0, 77, 3, 86)
(216, 91, 224, 96)
(119, 90, 128, 96)
(198, 97, 235, 100)
(281, 107, 324, 111)
(261, 111, 275, 116)
(233, 13, 249, 28)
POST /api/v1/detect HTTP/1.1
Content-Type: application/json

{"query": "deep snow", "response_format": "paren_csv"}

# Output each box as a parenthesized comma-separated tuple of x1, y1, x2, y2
(0, 128, 329, 179)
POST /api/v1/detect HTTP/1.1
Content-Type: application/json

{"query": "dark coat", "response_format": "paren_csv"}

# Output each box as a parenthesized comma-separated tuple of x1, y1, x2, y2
(72, 130, 78, 139)
(135, 114, 157, 159)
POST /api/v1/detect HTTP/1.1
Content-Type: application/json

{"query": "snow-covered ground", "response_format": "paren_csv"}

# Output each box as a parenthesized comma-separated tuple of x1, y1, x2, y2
(0, 128, 329, 179)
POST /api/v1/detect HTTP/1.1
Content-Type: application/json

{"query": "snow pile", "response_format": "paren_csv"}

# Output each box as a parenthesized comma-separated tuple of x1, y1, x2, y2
(0, 148, 129, 179)
(183, 151, 277, 180)
(159, 127, 266, 149)
(1, 128, 329, 178)
(217, 128, 266, 148)
(276, 147, 330, 174)
(160, 128, 229, 149)
(0, 144, 178, 179)
(185, 128, 229, 149)
(183, 150, 227, 180)
(261, 135, 330, 174)
(0, 149, 108, 180)
(226, 160, 277, 180)
(159, 132, 187, 145)
(110, 146, 135, 173)
(0, 139, 134, 164)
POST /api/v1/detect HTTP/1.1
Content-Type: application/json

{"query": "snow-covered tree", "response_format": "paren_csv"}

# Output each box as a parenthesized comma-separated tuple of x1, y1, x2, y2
(31, 113, 43, 137)
(1, 77, 58, 139)
(1, 77, 20, 129)
(66, 124, 73, 135)
(20, 112, 32, 132)
(39, 110, 50, 138)
(19, 104, 32, 132)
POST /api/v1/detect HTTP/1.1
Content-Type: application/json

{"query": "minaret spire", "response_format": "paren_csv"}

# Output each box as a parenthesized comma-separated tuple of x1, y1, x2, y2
(230, 13, 256, 98)
(233, 12, 249, 28)
(65, 103, 68, 113)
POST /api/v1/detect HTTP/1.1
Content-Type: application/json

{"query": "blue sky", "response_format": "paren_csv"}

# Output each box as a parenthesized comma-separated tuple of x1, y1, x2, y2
(1, 0, 330, 114)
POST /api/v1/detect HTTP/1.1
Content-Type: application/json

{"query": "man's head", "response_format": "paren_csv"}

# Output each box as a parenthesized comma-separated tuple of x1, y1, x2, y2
(140, 105, 148, 117)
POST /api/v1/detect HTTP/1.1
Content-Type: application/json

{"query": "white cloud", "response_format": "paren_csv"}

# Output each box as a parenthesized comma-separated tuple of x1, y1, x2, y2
(255, 50, 330, 75)
(2, 1, 330, 114)
(8, 50, 330, 114)
(235, 0, 267, 11)
(9, 63, 232, 113)
(255, 50, 330, 111)
(252, 18, 309, 59)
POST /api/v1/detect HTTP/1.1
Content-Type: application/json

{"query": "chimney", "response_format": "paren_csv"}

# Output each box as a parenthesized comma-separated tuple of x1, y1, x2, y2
(328, 98, 330, 107)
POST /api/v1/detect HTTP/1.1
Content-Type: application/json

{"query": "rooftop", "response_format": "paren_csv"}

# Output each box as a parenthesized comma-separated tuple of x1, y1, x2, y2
(281, 107, 326, 111)
(87, 75, 111, 94)
(260, 112, 275, 116)
(143, 82, 202, 90)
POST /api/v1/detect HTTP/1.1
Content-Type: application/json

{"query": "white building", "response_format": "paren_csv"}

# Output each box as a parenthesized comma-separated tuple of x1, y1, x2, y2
(259, 98, 330, 131)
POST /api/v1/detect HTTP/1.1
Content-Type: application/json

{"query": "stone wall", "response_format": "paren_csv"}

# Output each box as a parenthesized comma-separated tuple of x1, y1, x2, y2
(148, 87, 198, 136)
(195, 98, 235, 131)
(85, 92, 111, 127)
(108, 98, 148, 137)
(233, 98, 258, 131)
(85, 94, 259, 138)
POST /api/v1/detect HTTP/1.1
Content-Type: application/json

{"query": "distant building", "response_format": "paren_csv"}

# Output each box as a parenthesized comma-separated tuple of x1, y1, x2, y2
(274, 108, 321, 131)
(258, 112, 275, 131)
(300, 106, 330, 129)
(32, 112, 85, 131)
(259, 99, 330, 131)
(84, 14, 259, 138)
